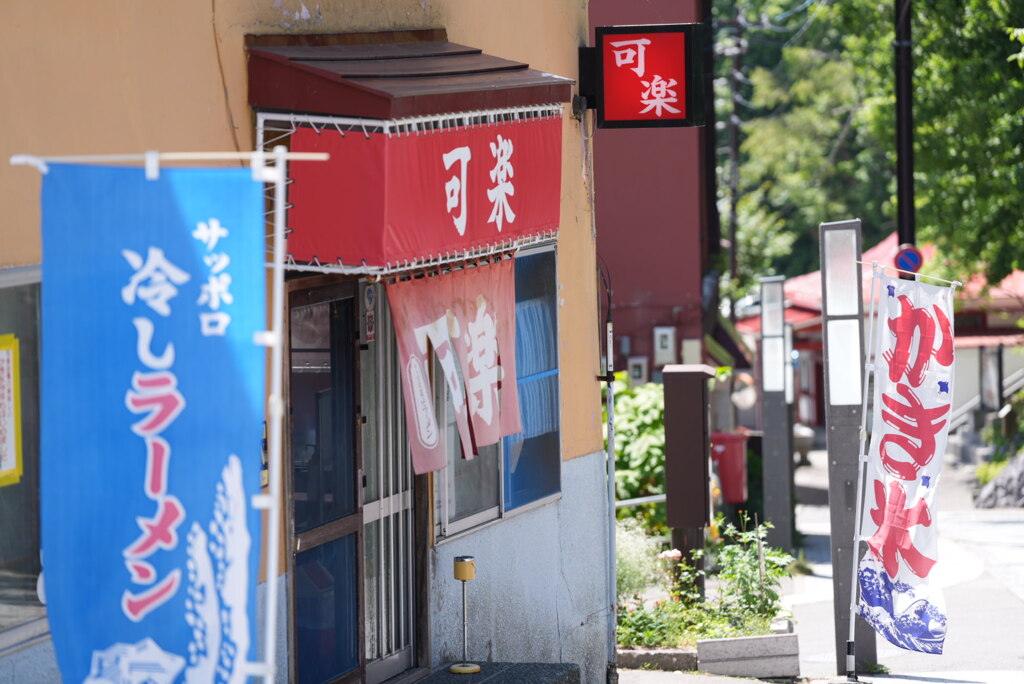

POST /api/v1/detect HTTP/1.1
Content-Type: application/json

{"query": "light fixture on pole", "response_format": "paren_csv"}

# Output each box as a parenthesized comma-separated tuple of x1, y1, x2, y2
(819, 219, 876, 677)
(759, 276, 792, 552)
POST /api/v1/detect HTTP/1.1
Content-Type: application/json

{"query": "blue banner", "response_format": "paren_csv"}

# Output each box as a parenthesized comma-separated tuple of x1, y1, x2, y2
(41, 165, 265, 683)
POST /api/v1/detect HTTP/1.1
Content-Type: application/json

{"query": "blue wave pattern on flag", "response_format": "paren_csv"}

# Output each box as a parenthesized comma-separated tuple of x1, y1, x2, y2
(858, 556, 947, 654)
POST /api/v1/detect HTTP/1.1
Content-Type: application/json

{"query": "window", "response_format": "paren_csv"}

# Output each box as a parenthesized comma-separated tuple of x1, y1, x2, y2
(434, 249, 560, 538)
(0, 269, 47, 650)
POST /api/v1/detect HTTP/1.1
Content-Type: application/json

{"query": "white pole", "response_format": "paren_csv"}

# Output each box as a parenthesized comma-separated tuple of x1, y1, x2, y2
(845, 265, 881, 680)
(605, 319, 617, 668)
(258, 145, 288, 682)
(10, 150, 324, 166)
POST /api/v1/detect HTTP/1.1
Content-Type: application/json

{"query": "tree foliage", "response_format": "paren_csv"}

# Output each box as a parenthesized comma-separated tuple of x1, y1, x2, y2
(823, 1, 1024, 283)
(717, 1, 1024, 293)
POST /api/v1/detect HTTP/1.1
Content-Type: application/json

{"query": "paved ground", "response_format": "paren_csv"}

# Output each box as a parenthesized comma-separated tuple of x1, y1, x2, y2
(619, 438, 1024, 684)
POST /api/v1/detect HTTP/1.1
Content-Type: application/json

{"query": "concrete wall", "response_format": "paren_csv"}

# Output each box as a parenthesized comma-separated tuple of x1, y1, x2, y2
(0, 638, 60, 683)
(954, 348, 982, 417)
(430, 451, 611, 683)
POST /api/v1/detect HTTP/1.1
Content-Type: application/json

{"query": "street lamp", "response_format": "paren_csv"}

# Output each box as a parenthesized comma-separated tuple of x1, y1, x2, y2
(760, 276, 792, 552)
(818, 219, 876, 677)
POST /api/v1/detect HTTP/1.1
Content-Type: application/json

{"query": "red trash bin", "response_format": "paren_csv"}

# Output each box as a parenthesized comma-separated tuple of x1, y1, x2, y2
(710, 432, 749, 504)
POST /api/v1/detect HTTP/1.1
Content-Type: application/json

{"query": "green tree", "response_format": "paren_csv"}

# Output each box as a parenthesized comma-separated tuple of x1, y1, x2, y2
(715, 1, 1024, 295)
(824, 1, 1024, 284)
(739, 42, 891, 277)
(712, 0, 891, 299)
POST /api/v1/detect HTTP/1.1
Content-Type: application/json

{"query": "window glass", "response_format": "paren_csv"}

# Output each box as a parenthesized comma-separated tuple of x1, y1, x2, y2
(295, 532, 358, 683)
(434, 364, 500, 536)
(289, 298, 357, 534)
(446, 401, 499, 523)
(0, 281, 45, 634)
(504, 251, 560, 509)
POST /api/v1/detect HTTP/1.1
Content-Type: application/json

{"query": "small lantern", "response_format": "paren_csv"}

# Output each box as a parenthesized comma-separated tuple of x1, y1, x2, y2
(450, 556, 480, 674)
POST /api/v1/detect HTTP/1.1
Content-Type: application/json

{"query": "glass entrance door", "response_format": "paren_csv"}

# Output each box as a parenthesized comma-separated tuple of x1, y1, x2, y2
(289, 282, 362, 684)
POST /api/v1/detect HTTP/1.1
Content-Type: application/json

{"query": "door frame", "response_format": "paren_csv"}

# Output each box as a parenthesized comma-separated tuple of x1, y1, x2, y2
(286, 275, 364, 684)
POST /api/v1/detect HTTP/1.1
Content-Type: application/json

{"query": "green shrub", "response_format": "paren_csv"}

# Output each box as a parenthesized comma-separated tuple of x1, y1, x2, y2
(977, 459, 1010, 486)
(976, 388, 1024, 487)
(607, 375, 668, 535)
(713, 514, 794, 619)
(617, 568, 773, 648)
(616, 516, 792, 648)
(615, 518, 660, 601)
(617, 597, 772, 647)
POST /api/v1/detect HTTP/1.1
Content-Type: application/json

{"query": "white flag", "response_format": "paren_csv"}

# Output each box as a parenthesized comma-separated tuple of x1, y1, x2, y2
(857, 275, 954, 654)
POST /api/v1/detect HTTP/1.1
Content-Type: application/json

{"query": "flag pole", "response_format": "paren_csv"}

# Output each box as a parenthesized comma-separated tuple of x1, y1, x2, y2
(9, 150, 327, 175)
(845, 263, 883, 681)
(854, 260, 962, 287)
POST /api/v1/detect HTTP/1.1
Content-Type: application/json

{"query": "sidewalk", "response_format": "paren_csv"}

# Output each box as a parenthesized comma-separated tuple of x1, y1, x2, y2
(619, 439, 1024, 684)
(789, 445, 1024, 681)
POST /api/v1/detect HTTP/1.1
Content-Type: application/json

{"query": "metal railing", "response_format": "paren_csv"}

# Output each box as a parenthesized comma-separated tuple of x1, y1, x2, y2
(615, 493, 667, 509)
(948, 365, 1024, 433)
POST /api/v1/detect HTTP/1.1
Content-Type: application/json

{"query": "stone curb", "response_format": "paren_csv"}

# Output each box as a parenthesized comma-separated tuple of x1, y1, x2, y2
(616, 648, 699, 671)
(697, 633, 800, 679)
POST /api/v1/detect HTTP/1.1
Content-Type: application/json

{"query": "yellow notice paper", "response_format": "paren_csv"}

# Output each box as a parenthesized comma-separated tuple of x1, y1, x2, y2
(0, 334, 23, 487)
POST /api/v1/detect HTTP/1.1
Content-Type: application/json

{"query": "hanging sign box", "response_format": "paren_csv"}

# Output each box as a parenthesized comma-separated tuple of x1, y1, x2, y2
(288, 113, 563, 268)
(590, 23, 705, 129)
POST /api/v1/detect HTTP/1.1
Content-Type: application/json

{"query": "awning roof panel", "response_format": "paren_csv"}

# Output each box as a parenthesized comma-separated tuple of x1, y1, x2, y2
(248, 36, 574, 118)
(253, 41, 479, 62)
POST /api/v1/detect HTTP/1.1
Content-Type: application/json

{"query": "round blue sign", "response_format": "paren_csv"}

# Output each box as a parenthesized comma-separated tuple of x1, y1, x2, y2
(895, 244, 923, 273)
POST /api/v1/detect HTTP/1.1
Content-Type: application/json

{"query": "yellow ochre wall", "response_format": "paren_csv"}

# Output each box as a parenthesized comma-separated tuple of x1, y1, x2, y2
(0, 0, 603, 459)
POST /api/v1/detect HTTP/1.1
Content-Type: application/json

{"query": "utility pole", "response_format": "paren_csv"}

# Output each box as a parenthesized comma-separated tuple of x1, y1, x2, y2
(894, 0, 915, 247)
(702, 0, 722, 284)
(726, 7, 744, 291)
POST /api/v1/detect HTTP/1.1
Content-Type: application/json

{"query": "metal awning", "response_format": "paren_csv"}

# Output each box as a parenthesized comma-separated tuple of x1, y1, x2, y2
(247, 32, 574, 118)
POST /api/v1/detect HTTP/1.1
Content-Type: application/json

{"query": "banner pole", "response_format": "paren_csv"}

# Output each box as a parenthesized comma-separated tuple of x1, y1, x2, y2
(605, 317, 617, 670)
(10, 150, 326, 173)
(258, 145, 288, 682)
(854, 259, 963, 288)
(845, 265, 882, 680)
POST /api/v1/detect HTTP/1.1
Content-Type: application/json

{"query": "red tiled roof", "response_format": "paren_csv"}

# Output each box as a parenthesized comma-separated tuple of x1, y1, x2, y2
(960, 269, 1024, 309)
(954, 333, 1024, 349)
(736, 231, 1024, 330)
(784, 232, 938, 312)
(734, 306, 819, 334)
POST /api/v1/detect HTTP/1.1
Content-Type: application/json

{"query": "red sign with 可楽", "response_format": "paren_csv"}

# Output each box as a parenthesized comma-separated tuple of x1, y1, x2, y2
(287, 115, 562, 267)
(595, 24, 703, 128)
